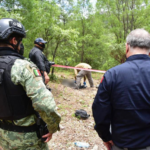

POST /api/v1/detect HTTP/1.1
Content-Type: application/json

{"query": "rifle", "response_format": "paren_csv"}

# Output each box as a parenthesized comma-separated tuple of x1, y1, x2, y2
(49, 61, 55, 66)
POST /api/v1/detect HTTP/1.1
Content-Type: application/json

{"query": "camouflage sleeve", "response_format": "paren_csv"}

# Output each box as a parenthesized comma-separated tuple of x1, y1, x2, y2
(11, 59, 61, 134)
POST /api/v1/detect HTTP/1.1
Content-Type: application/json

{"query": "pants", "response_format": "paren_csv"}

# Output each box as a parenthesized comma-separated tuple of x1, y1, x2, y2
(0, 128, 49, 150)
(76, 70, 94, 88)
(112, 145, 150, 150)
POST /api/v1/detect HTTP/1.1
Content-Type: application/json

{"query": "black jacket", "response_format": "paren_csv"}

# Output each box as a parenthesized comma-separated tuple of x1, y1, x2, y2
(29, 46, 50, 73)
(92, 54, 150, 148)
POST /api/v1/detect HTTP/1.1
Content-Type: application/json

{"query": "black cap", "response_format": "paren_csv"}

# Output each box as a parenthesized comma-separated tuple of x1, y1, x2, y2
(34, 38, 47, 44)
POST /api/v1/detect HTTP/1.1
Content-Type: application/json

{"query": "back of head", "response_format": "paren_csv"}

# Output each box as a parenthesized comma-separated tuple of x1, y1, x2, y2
(126, 29, 150, 50)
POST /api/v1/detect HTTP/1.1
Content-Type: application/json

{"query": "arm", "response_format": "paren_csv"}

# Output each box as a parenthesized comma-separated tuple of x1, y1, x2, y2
(92, 71, 112, 142)
(41, 71, 49, 84)
(11, 59, 61, 134)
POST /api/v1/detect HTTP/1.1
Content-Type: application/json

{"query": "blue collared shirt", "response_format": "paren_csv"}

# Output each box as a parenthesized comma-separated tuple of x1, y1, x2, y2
(92, 54, 150, 148)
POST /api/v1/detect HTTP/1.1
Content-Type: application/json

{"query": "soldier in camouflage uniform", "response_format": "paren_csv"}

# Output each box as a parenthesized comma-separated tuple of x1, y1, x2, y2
(0, 18, 61, 150)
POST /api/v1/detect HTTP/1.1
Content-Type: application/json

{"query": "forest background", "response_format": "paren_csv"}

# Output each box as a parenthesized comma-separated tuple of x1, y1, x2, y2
(0, 0, 150, 71)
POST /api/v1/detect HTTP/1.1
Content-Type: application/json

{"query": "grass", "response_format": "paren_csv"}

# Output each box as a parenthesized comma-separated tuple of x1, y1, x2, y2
(80, 100, 85, 105)
(82, 105, 88, 108)
(58, 104, 72, 110)
(58, 93, 63, 98)
(92, 72, 104, 80)
(72, 113, 81, 120)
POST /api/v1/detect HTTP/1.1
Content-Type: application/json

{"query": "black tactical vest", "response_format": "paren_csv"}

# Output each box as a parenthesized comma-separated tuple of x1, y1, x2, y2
(0, 47, 34, 120)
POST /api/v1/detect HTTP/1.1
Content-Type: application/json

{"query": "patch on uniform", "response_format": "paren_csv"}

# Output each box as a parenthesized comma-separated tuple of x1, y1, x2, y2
(100, 76, 104, 83)
(33, 69, 41, 77)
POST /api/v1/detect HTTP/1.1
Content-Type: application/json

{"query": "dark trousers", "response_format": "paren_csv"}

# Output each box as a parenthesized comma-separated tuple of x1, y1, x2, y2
(112, 145, 150, 150)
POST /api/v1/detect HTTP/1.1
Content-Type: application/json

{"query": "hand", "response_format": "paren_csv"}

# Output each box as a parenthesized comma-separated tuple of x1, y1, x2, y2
(42, 133, 52, 143)
(45, 75, 50, 84)
(103, 140, 114, 150)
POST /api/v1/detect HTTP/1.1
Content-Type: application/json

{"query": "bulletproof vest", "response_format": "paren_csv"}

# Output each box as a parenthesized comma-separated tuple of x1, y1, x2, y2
(0, 47, 35, 120)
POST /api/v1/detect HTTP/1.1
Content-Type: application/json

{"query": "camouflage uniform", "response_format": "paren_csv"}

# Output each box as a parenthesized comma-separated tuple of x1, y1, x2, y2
(0, 59, 61, 150)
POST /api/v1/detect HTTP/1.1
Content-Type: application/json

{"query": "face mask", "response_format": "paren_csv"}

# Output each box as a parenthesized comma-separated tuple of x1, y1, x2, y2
(37, 43, 45, 50)
(19, 43, 24, 55)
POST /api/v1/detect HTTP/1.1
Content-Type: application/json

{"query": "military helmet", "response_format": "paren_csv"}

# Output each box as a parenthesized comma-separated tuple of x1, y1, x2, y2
(0, 18, 26, 40)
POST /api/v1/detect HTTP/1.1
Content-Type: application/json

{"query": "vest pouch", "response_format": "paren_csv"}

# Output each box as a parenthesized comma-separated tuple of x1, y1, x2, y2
(0, 69, 12, 119)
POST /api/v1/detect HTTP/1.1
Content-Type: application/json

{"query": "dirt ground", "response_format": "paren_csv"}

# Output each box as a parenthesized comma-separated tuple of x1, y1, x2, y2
(47, 71, 106, 150)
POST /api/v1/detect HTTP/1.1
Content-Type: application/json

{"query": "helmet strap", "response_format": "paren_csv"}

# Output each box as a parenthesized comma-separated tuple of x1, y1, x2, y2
(7, 38, 22, 52)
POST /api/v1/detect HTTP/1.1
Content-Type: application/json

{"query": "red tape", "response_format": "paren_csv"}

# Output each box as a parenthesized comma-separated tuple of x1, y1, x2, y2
(52, 64, 106, 73)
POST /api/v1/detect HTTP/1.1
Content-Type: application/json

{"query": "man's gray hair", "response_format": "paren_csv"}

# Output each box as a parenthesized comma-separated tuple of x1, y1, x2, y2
(126, 29, 150, 49)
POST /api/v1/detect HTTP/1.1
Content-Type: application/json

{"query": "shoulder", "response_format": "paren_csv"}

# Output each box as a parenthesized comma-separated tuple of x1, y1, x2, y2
(11, 59, 41, 84)
(13, 59, 31, 68)
(30, 47, 41, 54)
(107, 62, 128, 74)
(12, 59, 38, 75)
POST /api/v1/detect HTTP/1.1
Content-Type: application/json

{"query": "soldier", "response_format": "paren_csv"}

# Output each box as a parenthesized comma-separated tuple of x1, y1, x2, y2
(0, 18, 61, 150)
(29, 38, 50, 84)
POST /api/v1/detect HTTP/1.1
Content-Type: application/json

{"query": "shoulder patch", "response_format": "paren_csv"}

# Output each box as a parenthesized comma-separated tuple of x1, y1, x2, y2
(100, 76, 104, 83)
(33, 69, 42, 77)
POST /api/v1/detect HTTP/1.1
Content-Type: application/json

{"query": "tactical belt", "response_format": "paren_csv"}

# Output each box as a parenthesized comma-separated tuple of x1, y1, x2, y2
(0, 121, 37, 133)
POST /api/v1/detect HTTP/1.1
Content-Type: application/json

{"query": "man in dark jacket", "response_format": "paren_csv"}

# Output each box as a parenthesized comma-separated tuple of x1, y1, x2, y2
(92, 29, 150, 150)
(29, 38, 50, 84)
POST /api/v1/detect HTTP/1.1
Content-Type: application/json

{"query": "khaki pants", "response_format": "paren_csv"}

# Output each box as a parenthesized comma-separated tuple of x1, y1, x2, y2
(76, 70, 94, 88)
(112, 145, 150, 150)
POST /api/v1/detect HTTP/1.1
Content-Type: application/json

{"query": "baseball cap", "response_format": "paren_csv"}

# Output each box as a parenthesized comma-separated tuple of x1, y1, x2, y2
(34, 38, 47, 44)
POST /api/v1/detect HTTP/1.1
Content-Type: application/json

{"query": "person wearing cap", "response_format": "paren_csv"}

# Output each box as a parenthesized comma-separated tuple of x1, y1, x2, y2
(93, 29, 150, 150)
(74, 63, 94, 89)
(29, 38, 50, 84)
(0, 18, 61, 150)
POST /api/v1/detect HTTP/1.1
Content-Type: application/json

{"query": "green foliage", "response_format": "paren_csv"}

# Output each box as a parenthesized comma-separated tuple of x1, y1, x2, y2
(49, 74, 59, 82)
(1, 0, 150, 71)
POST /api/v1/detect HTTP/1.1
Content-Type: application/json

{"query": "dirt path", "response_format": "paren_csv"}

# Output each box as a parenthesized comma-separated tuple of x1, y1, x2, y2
(47, 72, 106, 150)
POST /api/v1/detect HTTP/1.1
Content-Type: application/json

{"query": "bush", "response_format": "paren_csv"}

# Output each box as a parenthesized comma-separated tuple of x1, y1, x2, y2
(49, 74, 59, 82)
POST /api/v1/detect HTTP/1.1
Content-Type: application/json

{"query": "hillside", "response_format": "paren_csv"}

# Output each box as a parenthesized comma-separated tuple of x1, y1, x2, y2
(47, 71, 106, 150)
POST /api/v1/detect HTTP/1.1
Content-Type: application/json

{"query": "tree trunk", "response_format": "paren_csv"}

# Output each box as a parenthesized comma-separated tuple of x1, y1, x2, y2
(51, 41, 59, 75)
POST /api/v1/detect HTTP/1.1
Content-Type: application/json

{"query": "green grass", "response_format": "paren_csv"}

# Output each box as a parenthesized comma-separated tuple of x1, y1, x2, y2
(92, 72, 104, 80)
(80, 100, 85, 105)
(58, 104, 72, 110)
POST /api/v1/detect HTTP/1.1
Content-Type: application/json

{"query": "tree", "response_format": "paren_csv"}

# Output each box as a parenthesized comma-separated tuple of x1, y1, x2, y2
(97, 0, 150, 43)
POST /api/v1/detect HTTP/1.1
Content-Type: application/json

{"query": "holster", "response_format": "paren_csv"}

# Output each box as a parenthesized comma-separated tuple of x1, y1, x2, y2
(36, 114, 49, 142)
